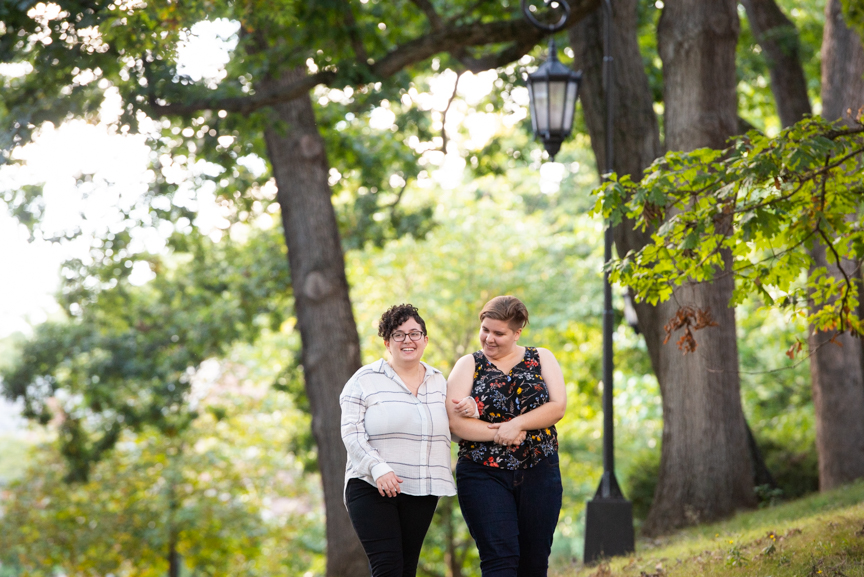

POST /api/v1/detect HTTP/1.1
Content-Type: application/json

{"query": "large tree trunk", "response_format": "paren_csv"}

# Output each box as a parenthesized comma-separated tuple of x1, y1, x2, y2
(647, 0, 755, 535)
(822, 0, 864, 125)
(808, 0, 864, 491)
(570, 0, 754, 534)
(261, 68, 368, 576)
(571, 0, 755, 537)
(806, 246, 864, 490)
(741, 0, 812, 127)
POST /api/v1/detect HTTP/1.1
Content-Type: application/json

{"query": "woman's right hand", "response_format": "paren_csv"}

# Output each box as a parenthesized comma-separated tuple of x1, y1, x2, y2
(376, 471, 404, 497)
(452, 396, 479, 418)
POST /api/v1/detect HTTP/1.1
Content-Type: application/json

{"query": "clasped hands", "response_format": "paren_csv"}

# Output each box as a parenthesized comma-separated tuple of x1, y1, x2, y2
(452, 397, 526, 449)
(487, 419, 527, 448)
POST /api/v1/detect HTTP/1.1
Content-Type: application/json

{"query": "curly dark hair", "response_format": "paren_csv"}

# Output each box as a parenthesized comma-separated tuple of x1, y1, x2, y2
(378, 304, 427, 340)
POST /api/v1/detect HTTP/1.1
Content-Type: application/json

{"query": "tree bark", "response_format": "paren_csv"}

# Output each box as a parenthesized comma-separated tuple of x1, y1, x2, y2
(807, 246, 864, 490)
(806, 1, 864, 490)
(746, 0, 864, 492)
(741, 0, 812, 127)
(571, 0, 755, 536)
(822, 0, 864, 125)
(648, 0, 755, 534)
(261, 68, 368, 576)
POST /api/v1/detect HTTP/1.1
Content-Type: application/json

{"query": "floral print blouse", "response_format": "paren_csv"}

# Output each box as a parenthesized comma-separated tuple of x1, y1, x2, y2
(458, 347, 558, 469)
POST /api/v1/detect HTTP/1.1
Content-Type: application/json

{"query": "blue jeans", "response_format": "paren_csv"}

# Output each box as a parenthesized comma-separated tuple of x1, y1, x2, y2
(456, 454, 563, 577)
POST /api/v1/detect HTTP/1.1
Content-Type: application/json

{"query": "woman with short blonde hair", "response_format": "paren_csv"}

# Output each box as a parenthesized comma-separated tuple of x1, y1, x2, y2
(449, 295, 566, 576)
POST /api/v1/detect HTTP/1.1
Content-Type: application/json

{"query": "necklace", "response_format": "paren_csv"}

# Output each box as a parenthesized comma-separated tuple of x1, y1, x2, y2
(389, 361, 425, 394)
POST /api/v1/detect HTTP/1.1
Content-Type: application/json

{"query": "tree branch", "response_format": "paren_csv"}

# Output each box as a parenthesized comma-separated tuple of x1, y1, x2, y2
(817, 225, 854, 331)
(148, 1, 599, 118)
(410, 0, 445, 30)
(342, 0, 369, 65)
(441, 70, 465, 152)
(148, 70, 337, 116)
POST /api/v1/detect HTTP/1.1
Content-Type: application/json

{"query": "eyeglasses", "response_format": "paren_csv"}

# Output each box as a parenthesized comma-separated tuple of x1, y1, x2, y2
(390, 330, 425, 342)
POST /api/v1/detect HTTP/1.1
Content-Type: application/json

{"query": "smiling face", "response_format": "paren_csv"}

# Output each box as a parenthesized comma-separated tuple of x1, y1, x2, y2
(479, 317, 522, 360)
(385, 318, 428, 366)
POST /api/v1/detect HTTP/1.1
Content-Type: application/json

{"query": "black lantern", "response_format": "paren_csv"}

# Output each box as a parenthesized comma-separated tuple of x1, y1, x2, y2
(526, 39, 582, 160)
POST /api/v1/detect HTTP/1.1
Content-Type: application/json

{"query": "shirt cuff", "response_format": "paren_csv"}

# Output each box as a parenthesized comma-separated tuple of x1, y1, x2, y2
(371, 462, 394, 481)
(466, 396, 480, 418)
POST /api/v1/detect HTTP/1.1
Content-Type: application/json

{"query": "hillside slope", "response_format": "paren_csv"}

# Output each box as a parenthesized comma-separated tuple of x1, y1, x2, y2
(555, 480, 864, 576)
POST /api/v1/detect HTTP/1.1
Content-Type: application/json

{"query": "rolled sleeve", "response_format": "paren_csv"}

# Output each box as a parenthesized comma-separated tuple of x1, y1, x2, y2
(370, 462, 394, 481)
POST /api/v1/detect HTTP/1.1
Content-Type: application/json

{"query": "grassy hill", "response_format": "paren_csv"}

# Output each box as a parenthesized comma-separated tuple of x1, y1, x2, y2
(552, 480, 864, 577)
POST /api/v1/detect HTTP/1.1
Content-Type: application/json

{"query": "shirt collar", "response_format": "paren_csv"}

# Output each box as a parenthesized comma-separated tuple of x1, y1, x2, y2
(375, 358, 440, 378)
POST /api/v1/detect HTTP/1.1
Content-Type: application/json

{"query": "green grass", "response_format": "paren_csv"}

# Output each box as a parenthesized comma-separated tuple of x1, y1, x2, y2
(552, 480, 864, 576)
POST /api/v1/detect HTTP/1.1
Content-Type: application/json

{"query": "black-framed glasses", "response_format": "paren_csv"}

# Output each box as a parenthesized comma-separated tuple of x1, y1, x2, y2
(391, 330, 425, 342)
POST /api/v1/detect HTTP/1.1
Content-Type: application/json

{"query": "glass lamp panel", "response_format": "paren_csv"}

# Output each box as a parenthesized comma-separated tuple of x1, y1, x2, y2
(528, 82, 538, 134)
(531, 78, 550, 133)
(562, 79, 578, 135)
(548, 79, 568, 132)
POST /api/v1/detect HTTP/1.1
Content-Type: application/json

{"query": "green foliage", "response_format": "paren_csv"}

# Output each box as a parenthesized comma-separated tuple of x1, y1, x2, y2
(841, 0, 864, 39)
(760, 437, 820, 500)
(0, 0, 544, 255)
(1, 223, 290, 481)
(594, 117, 864, 336)
(623, 448, 661, 523)
(0, 378, 325, 577)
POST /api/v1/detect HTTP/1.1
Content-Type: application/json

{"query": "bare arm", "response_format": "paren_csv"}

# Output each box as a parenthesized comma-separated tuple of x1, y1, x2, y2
(446, 355, 497, 442)
(489, 348, 567, 445)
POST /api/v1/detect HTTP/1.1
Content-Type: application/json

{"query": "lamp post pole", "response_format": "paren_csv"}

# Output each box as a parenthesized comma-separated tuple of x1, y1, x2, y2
(582, 0, 635, 563)
(520, 0, 634, 564)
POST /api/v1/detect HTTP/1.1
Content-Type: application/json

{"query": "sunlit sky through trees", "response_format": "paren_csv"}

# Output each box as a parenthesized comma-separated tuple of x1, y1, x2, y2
(0, 16, 570, 344)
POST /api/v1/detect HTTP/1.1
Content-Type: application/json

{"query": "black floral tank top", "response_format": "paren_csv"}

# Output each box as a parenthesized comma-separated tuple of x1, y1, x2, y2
(457, 347, 558, 469)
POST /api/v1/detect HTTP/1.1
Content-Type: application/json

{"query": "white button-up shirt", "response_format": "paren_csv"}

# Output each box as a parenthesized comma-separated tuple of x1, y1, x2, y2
(340, 359, 457, 499)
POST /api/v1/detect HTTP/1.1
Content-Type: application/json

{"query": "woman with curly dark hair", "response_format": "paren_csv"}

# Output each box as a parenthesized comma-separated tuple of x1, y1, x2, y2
(340, 304, 456, 577)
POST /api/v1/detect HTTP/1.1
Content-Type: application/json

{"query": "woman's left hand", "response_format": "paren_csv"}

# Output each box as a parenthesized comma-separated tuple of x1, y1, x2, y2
(488, 419, 525, 447)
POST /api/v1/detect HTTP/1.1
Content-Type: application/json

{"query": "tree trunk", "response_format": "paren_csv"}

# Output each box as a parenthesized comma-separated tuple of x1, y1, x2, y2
(261, 68, 368, 576)
(822, 0, 864, 125)
(806, 0, 864, 492)
(647, 0, 755, 535)
(439, 497, 464, 577)
(741, 0, 812, 127)
(571, 0, 755, 535)
(807, 246, 864, 490)
(746, 0, 864, 492)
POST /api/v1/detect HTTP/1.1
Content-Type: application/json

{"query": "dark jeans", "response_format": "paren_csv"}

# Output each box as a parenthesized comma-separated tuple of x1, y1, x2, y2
(346, 478, 439, 577)
(456, 454, 562, 577)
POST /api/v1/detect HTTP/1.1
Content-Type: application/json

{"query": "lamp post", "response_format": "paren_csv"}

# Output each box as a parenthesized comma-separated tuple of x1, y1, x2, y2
(521, 0, 634, 564)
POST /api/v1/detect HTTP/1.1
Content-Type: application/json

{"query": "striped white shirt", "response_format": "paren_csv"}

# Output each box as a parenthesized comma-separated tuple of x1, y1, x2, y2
(340, 359, 457, 499)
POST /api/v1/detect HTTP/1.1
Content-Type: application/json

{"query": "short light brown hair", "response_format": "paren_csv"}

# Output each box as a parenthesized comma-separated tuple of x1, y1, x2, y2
(479, 295, 529, 330)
